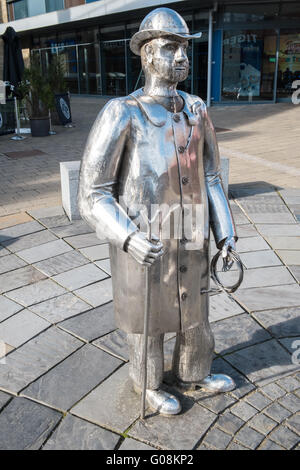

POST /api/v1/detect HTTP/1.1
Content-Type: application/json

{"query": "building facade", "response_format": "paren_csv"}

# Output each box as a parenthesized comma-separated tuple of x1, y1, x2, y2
(1, 0, 300, 105)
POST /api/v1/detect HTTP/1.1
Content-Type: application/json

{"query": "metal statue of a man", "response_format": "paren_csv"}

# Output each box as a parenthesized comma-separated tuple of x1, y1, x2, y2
(78, 7, 238, 416)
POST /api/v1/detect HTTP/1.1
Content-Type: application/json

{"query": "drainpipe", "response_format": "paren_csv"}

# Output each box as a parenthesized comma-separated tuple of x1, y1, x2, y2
(207, 2, 218, 107)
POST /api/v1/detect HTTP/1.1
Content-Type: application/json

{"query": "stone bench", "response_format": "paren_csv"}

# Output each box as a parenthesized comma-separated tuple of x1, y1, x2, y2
(60, 157, 230, 221)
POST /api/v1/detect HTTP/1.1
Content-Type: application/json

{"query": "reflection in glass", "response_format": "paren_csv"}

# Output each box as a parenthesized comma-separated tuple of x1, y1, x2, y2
(57, 45, 78, 94)
(193, 32, 208, 100)
(277, 32, 300, 98)
(101, 40, 126, 95)
(78, 44, 101, 94)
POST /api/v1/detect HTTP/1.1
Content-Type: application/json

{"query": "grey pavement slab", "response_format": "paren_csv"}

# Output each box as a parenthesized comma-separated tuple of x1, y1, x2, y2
(276, 376, 300, 392)
(119, 438, 155, 450)
(233, 284, 300, 312)
(93, 329, 128, 362)
(0, 397, 62, 450)
(0, 391, 12, 410)
(277, 250, 300, 266)
(248, 413, 277, 435)
(245, 391, 272, 411)
(72, 364, 140, 434)
(256, 224, 300, 237)
(231, 401, 258, 421)
(253, 307, 300, 338)
(0, 221, 44, 242)
(50, 220, 94, 238)
(74, 278, 113, 307)
(52, 263, 108, 291)
(59, 301, 116, 342)
(95, 259, 111, 276)
(22, 344, 122, 412)
(269, 425, 300, 449)
(0, 326, 82, 393)
(64, 233, 103, 249)
(33, 250, 89, 277)
(0, 295, 23, 322)
(289, 266, 300, 282)
(43, 414, 120, 450)
(79, 244, 110, 261)
(0, 247, 10, 257)
(236, 224, 258, 238)
(0, 265, 46, 294)
(195, 392, 236, 415)
(236, 236, 270, 253)
(17, 239, 73, 264)
(266, 236, 300, 250)
(215, 411, 244, 435)
(2, 229, 57, 253)
(219, 266, 295, 290)
(211, 313, 271, 355)
(234, 425, 264, 449)
(260, 382, 286, 400)
(202, 427, 232, 450)
(225, 339, 299, 386)
(209, 293, 244, 322)
(258, 439, 285, 450)
(0, 309, 50, 348)
(0, 253, 26, 274)
(285, 414, 300, 434)
(264, 402, 292, 423)
(248, 213, 296, 225)
(5, 278, 66, 307)
(278, 337, 300, 355)
(28, 206, 65, 219)
(211, 357, 255, 399)
(229, 203, 249, 225)
(38, 214, 70, 228)
(129, 396, 216, 450)
(227, 442, 248, 450)
(278, 393, 300, 413)
(29, 293, 91, 323)
(239, 250, 282, 269)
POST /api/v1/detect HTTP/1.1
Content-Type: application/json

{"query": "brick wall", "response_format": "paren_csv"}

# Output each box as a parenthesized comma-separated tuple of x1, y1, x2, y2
(64, 0, 85, 8)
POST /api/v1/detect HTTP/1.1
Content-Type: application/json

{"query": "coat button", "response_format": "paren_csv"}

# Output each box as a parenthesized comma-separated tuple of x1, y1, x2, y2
(178, 146, 185, 153)
(173, 114, 180, 122)
(182, 176, 189, 185)
(181, 292, 188, 300)
(180, 265, 187, 273)
(180, 237, 188, 244)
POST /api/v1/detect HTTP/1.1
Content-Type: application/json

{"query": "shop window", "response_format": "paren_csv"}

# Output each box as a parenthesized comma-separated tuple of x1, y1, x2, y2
(13, 0, 28, 20)
(223, 3, 280, 24)
(277, 31, 300, 98)
(45, 0, 64, 12)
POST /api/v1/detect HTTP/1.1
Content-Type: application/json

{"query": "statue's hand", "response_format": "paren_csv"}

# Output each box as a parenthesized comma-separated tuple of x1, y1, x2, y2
(126, 232, 164, 266)
(222, 236, 236, 272)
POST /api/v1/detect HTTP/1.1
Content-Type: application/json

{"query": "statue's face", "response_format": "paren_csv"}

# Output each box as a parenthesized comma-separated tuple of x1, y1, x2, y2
(144, 37, 189, 83)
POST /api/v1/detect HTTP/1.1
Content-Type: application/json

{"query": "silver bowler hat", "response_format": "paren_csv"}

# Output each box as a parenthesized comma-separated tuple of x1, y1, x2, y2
(130, 7, 202, 56)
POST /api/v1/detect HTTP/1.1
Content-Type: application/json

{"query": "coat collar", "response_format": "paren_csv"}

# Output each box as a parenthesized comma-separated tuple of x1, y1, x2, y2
(130, 88, 199, 127)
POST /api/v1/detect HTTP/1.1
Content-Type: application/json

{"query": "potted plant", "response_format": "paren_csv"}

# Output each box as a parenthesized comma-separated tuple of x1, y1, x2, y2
(18, 56, 54, 137)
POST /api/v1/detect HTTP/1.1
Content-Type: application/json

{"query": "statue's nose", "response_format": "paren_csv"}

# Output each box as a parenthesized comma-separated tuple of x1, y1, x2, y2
(175, 47, 188, 63)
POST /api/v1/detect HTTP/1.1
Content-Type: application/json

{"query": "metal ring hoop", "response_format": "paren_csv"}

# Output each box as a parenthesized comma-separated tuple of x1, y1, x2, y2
(210, 249, 244, 294)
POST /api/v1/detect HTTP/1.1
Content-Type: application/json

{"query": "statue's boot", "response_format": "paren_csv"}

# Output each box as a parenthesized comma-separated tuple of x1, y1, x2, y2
(177, 374, 236, 393)
(134, 384, 181, 416)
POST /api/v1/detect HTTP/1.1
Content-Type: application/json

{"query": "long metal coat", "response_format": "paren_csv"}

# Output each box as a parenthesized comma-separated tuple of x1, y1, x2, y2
(78, 88, 237, 335)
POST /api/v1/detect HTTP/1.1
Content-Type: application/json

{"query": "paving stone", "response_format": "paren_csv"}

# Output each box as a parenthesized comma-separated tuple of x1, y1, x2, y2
(278, 337, 300, 355)
(2, 230, 57, 253)
(248, 212, 296, 224)
(211, 357, 255, 399)
(209, 293, 244, 322)
(234, 425, 264, 449)
(233, 284, 300, 312)
(0, 295, 23, 322)
(0, 265, 46, 294)
(278, 394, 300, 413)
(43, 414, 119, 450)
(39, 214, 70, 229)
(53, 263, 108, 291)
(258, 439, 285, 450)
(216, 412, 244, 435)
(0, 247, 10, 257)
(28, 206, 65, 219)
(289, 266, 300, 283)
(240, 250, 282, 269)
(5, 279, 66, 307)
(0, 254, 27, 274)
(22, 344, 122, 411)
(269, 425, 300, 449)
(0, 213, 33, 230)
(74, 278, 113, 307)
(227, 441, 248, 450)
(0, 397, 62, 450)
(261, 382, 287, 400)
(17, 239, 73, 264)
(236, 224, 258, 237)
(285, 413, 300, 434)
(231, 401, 258, 421)
(33, 250, 89, 277)
(119, 438, 155, 450)
(276, 376, 300, 392)
(0, 309, 50, 348)
(0, 221, 44, 242)
(93, 329, 128, 361)
(248, 413, 277, 435)
(264, 403, 292, 422)
(0, 390, 12, 410)
(211, 313, 271, 355)
(64, 233, 103, 249)
(256, 224, 300, 237)
(202, 427, 232, 450)
(72, 364, 140, 434)
(277, 250, 300, 266)
(79, 244, 110, 261)
(220, 266, 295, 290)
(50, 221, 94, 238)
(95, 259, 111, 276)
(245, 391, 272, 411)
(29, 293, 91, 323)
(60, 301, 116, 342)
(225, 339, 299, 386)
(253, 307, 300, 338)
(236, 236, 270, 253)
(266, 237, 300, 251)
(0, 326, 83, 393)
(195, 392, 236, 414)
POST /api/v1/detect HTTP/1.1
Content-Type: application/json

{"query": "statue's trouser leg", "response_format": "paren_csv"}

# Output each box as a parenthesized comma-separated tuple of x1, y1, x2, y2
(172, 323, 215, 384)
(127, 333, 164, 390)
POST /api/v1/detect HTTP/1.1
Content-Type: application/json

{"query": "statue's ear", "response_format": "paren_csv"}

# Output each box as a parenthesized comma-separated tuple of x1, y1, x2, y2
(144, 43, 153, 64)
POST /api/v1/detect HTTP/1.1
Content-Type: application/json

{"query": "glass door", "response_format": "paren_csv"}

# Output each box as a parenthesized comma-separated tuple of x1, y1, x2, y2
(277, 32, 300, 100)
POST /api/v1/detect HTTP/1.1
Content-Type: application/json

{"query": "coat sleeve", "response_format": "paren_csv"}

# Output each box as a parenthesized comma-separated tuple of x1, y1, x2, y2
(201, 101, 237, 249)
(78, 98, 139, 250)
